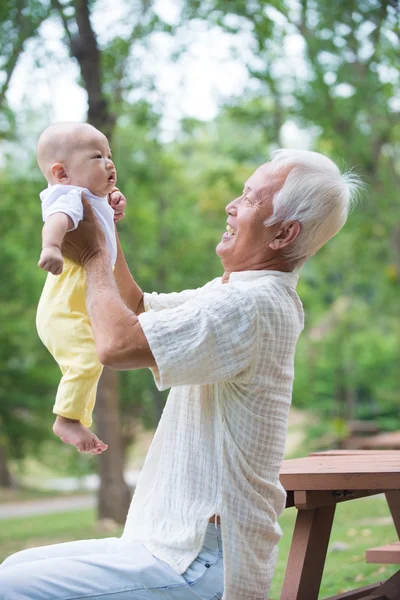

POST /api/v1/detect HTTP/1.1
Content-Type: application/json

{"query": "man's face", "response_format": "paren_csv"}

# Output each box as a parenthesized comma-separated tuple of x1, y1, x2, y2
(216, 162, 290, 272)
(62, 128, 117, 197)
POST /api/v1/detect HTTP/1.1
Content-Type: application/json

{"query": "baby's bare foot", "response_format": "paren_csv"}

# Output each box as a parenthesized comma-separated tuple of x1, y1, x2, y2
(53, 416, 108, 454)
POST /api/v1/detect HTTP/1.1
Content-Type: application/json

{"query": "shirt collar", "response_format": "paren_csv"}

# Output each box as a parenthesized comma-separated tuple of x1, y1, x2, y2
(228, 269, 299, 288)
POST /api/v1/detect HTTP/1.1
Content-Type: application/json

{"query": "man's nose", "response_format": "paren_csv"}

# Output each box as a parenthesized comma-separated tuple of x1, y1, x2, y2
(226, 199, 238, 214)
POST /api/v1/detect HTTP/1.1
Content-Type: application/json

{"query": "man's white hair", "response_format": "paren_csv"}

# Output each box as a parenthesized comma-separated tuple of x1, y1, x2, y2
(264, 149, 363, 268)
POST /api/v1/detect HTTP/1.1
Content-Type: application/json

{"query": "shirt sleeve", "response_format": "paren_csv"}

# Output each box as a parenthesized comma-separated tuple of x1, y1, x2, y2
(143, 279, 219, 312)
(42, 189, 84, 230)
(138, 285, 259, 389)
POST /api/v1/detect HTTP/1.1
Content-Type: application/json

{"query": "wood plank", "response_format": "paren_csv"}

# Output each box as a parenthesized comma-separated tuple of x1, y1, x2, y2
(310, 450, 399, 457)
(321, 581, 383, 600)
(280, 505, 335, 600)
(281, 473, 398, 491)
(386, 490, 400, 537)
(280, 454, 400, 491)
(282, 456, 400, 470)
(366, 542, 400, 564)
(293, 489, 380, 510)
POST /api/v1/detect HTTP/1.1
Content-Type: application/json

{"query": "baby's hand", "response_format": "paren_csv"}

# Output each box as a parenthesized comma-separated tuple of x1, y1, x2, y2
(109, 187, 127, 222)
(38, 247, 64, 275)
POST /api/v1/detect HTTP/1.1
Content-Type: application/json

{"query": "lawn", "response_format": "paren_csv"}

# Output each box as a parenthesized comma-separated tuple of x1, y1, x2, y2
(0, 496, 397, 599)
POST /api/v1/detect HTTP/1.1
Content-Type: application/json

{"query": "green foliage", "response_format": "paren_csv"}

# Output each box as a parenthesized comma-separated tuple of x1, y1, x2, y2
(0, 175, 57, 461)
(182, 0, 400, 433)
(0, 0, 50, 134)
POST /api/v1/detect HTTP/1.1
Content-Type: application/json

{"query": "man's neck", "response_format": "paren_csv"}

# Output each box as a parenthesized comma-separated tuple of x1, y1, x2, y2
(222, 261, 293, 283)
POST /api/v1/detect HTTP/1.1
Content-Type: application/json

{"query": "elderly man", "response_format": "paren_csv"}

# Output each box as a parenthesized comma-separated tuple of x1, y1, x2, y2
(0, 149, 360, 600)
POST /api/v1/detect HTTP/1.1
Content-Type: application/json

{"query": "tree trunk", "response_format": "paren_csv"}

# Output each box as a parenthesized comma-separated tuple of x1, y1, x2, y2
(53, 0, 136, 521)
(0, 445, 15, 488)
(72, 0, 115, 139)
(96, 368, 131, 523)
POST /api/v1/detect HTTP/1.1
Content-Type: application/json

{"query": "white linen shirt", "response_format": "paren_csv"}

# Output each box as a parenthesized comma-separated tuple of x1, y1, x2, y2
(40, 184, 117, 266)
(122, 270, 304, 600)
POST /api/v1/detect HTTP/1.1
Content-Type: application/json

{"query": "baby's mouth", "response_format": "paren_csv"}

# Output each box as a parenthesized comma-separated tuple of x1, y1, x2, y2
(108, 173, 116, 183)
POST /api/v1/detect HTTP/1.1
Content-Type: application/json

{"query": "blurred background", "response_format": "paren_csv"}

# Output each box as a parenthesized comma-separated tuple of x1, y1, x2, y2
(0, 0, 399, 594)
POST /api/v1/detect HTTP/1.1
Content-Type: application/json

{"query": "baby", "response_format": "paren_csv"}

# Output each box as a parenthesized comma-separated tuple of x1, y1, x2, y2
(36, 121, 126, 454)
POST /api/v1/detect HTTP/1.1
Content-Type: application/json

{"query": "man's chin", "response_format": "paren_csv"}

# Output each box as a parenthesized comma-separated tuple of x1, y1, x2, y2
(215, 241, 224, 258)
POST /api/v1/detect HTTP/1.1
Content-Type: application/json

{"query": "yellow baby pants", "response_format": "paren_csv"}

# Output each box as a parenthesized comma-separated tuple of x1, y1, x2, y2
(36, 259, 103, 428)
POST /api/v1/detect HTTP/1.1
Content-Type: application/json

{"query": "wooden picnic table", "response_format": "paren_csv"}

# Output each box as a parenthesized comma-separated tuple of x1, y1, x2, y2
(278, 450, 400, 600)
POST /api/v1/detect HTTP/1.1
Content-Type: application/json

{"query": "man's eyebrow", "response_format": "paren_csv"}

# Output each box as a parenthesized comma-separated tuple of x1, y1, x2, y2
(245, 184, 263, 202)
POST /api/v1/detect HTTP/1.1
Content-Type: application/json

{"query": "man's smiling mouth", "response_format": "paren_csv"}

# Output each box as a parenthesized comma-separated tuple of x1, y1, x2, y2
(226, 224, 236, 236)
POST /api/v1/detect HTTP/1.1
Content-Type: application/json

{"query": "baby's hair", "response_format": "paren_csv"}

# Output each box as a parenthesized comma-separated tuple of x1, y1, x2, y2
(36, 122, 100, 181)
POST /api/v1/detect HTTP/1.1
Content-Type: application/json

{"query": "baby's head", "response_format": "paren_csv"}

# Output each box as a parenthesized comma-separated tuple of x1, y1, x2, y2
(37, 122, 117, 197)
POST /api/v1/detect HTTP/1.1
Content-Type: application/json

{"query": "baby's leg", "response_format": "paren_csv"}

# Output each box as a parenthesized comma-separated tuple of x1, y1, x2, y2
(51, 323, 107, 452)
(37, 265, 107, 453)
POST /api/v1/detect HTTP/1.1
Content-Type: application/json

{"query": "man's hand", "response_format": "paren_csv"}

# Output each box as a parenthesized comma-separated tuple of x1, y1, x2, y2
(38, 246, 64, 275)
(62, 194, 109, 268)
(109, 187, 126, 222)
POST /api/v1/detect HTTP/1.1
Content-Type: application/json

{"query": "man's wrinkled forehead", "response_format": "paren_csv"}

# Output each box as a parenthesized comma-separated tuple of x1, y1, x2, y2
(245, 162, 292, 203)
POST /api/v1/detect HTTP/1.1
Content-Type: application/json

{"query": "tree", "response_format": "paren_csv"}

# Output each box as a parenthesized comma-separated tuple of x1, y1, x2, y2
(40, 0, 176, 519)
(0, 0, 50, 136)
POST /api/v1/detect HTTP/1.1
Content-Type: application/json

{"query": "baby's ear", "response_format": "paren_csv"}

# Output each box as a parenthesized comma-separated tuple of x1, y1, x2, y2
(51, 162, 68, 183)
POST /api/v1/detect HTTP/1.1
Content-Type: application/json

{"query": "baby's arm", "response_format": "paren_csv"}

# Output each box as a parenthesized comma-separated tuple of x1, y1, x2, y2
(38, 213, 74, 275)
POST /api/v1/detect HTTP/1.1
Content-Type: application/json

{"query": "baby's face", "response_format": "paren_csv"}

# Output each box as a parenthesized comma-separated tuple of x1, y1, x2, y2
(63, 129, 117, 197)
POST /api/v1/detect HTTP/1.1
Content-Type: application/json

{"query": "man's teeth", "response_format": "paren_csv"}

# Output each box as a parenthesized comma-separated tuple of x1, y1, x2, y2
(226, 225, 235, 236)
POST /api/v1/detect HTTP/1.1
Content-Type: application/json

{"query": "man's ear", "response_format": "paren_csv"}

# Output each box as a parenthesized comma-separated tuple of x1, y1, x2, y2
(269, 221, 301, 251)
(51, 162, 68, 183)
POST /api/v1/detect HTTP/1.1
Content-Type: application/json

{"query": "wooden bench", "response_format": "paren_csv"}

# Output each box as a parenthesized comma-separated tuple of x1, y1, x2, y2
(279, 450, 400, 600)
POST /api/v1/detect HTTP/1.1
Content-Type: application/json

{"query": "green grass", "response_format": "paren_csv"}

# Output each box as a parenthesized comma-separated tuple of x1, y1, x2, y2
(0, 497, 397, 599)
(0, 509, 123, 561)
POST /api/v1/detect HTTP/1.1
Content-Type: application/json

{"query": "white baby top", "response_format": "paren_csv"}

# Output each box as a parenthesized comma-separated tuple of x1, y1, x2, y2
(121, 270, 304, 600)
(40, 184, 117, 266)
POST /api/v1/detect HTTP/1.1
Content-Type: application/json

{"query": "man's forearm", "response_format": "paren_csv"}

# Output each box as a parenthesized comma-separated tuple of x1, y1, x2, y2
(114, 231, 145, 314)
(85, 254, 155, 370)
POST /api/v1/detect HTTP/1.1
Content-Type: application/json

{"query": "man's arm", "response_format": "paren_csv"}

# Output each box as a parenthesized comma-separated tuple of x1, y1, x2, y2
(113, 229, 145, 315)
(62, 196, 155, 371)
(86, 254, 155, 370)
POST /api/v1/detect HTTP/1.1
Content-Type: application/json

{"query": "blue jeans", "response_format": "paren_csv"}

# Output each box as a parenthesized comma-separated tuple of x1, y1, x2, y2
(0, 522, 224, 599)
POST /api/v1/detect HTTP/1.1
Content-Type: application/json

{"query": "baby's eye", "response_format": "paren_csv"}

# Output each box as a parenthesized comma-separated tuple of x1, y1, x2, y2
(93, 154, 102, 159)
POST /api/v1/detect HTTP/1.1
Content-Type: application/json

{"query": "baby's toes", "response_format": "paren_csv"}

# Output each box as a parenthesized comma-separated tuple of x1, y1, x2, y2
(76, 441, 87, 452)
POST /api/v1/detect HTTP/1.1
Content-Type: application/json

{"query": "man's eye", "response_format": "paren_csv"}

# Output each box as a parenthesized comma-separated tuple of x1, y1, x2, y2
(245, 196, 253, 205)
